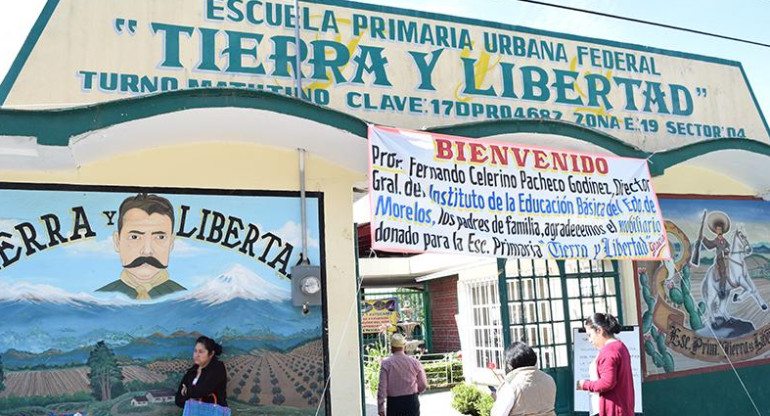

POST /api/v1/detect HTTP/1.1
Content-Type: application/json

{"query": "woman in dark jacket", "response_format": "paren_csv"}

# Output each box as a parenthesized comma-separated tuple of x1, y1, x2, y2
(175, 336, 228, 408)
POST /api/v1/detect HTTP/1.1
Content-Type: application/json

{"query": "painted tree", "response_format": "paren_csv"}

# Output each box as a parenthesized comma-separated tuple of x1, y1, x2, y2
(87, 341, 124, 401)
(0, 354, 5, 392)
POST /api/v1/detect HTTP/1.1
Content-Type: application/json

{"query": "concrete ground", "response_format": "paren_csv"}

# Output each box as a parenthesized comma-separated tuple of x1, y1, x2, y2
(365, 389, 463, 416)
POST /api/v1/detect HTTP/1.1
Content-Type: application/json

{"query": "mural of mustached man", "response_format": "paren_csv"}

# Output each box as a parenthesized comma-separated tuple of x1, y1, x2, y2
(0, 186, 327, 416)
(97, 193, 186, 300)
(637, 198, 770, 378)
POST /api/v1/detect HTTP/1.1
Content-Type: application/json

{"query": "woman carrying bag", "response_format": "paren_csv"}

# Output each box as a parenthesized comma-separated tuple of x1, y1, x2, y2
(176, 336, 229, 415)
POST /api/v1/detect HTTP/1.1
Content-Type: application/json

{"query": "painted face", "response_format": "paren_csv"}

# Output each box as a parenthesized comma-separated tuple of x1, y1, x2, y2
(193, 342, 213, 367)
(585, 324, 603, 349)
(715, 225, 723, 236)
(113, 208, 174, 283)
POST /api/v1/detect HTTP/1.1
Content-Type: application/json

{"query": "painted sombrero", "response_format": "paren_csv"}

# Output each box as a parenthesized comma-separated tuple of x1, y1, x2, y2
(707, 211, 731, 234)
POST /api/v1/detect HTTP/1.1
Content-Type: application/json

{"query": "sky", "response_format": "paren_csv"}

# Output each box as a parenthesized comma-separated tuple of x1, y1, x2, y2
(0, 0, 768, 114)
(348, 0, 770, 115)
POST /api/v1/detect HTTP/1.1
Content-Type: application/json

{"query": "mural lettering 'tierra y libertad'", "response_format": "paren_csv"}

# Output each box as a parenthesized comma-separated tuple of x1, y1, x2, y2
(0, 201, 295, 278)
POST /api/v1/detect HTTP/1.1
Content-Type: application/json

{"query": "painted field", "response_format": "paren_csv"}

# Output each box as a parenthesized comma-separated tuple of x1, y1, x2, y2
(0, 365, 167, 398)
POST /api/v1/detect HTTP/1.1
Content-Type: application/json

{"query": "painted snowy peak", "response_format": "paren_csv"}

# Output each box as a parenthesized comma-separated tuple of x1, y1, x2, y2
(0, 281, 121, 305)
(179, 264, 290, 305)
(0, 264, 289, 306)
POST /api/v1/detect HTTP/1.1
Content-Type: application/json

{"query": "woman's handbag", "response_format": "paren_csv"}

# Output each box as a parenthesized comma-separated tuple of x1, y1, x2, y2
(182, 393, 231, 416)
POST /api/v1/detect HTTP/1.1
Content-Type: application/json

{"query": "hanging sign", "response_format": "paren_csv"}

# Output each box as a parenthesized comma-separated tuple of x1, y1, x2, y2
(369, 125, 670, 260)
(361, 298, 399, 334)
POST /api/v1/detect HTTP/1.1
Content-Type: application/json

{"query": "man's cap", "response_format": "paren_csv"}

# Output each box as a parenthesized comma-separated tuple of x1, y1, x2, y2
(391, 333, 407, 348)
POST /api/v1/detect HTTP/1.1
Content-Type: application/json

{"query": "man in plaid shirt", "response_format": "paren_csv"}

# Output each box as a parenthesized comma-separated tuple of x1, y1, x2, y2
(377, 334, 428, 416)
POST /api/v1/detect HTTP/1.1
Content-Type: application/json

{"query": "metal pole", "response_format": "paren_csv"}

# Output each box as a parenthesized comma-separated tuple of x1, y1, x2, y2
(299, 148, 308, 263)
(294, 1, 308, 262)
(497, 258, 511, 348)
(293, 0, 304, 99)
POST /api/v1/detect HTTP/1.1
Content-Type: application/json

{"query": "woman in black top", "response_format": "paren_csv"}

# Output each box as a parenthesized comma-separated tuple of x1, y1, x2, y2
(175, 336, 228, 408)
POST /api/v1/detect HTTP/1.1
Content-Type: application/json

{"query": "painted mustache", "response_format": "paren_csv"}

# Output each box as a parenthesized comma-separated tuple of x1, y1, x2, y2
(124, 256, 167, 269)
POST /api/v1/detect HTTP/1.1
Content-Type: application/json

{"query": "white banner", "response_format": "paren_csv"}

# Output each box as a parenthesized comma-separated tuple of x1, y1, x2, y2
(369, 126, 670, 260)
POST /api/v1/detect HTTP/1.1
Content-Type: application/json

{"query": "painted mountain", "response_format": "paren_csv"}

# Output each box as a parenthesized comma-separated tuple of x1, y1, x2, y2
(0, 264, 321, 368)
(752, 242, 770, 255)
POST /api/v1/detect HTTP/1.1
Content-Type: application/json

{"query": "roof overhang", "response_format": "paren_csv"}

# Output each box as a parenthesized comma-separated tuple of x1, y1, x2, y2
(359, 252, 485, 287)
(1, 88, 769, 199)
(0, 88, 369, 172)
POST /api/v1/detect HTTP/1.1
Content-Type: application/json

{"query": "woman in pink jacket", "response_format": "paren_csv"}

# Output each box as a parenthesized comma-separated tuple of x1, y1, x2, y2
(576, 313, 634, 416)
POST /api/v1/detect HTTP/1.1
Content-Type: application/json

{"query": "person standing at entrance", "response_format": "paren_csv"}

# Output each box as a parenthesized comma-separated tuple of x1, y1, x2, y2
(490, 341, 556, 416)
(377, 333, 427, 416)
(576, 313, 633, 416)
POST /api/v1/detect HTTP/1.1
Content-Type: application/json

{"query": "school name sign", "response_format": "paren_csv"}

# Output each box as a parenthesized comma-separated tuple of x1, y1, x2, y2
(369, 126, 670, 260)
(1, 0, 768, 151)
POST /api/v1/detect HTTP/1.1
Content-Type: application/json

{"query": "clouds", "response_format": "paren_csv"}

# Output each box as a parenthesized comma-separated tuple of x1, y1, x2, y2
(1, 216, 316, 259)
(172, 239, 208, 257)
(62, 237, 115, 256)
(0, 219, 25, 245)
(272, 221, 319, 250)
(0, 219, 24, 229)
(61, 235, 208, 257)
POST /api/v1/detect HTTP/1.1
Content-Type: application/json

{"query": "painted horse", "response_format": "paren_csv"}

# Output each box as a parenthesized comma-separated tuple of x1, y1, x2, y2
(700, 229, 768, 327)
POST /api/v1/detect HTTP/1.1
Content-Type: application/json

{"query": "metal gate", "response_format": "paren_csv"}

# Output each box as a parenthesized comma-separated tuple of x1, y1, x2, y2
(361, 287, 432, 351)
(497, 258, 622, 416)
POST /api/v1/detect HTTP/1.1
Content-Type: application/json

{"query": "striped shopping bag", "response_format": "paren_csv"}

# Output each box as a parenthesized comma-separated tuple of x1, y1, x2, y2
(182, 394, 230, 416)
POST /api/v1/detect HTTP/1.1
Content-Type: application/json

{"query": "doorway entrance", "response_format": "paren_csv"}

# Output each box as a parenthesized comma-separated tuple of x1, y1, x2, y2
(501, 259, 622, 415)
(459, 259, 622, 416)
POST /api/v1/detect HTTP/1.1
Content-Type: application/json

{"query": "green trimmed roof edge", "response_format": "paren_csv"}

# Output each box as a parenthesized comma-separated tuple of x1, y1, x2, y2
(0, 88, 369, 145)
(1, 88, 770, 178)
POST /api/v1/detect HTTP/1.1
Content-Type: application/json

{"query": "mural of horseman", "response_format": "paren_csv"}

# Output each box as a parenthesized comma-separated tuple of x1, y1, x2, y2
(693, 210, 769, 335)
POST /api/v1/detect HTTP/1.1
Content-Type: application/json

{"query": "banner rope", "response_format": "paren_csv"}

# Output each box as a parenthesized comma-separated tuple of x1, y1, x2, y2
(314, 259, 366, 416)
(666, 264, 763, 416)
(702, 306, 762, 416)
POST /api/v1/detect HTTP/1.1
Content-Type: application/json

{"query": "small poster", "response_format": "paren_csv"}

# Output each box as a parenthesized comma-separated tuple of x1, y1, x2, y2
(362, 298, 399, 334)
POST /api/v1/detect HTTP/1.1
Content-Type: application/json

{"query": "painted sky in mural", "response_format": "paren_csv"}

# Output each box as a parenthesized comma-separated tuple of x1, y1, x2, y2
(639, 197, 770, 378)
(0, 186, 326, 416)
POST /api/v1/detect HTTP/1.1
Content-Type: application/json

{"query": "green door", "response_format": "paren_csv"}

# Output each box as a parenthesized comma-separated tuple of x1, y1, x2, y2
(497, 259, 622, 416)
